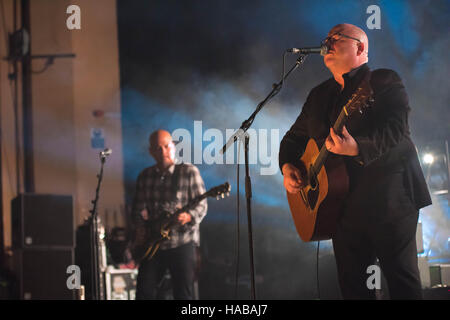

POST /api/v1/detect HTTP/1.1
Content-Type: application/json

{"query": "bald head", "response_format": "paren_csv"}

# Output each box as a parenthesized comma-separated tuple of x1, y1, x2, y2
(323, 24, 369, 85)
(329, 23, 369, 59)
(149, 129, 175, 169)
(149, 129, 172, 148)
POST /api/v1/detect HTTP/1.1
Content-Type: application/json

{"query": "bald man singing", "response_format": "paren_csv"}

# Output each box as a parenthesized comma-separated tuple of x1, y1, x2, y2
(131, 129, 207, 299)
(279, 24, 431, 299)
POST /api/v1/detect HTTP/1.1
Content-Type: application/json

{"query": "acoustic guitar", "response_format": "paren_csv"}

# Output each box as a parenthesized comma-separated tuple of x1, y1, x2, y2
(286, 75, 373, 242)
(132, 182, 231, 264)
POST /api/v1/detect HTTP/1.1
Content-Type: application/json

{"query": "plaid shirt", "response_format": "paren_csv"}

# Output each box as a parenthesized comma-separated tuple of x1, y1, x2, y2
(131, 163, 207, 250)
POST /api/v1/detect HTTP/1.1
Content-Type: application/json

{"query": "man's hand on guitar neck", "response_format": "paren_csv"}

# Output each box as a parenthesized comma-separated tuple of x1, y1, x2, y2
(177, 212, 192, 225)
(141, 206, 192, 224)
(140, 209, 149, 220)
(282, 163, 304, 194)
(325, 126, 359, 156)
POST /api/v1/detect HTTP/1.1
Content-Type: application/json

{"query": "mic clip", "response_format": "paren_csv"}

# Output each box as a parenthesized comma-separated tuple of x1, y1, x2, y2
(99, 148, 112, 159)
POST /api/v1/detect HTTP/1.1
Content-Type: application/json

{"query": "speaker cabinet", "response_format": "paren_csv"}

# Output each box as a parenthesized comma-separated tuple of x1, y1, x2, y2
(75, 221, 107, 300)
(12, 194, 74, 248)
(14, 248, 75, 299)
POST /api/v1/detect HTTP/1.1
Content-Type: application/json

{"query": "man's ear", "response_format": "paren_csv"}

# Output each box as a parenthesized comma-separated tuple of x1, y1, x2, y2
(357, 42, 365, 56)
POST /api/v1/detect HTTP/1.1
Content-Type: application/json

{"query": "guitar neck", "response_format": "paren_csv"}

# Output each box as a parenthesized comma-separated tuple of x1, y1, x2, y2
(176, 193, 207, 215)
(312, 73, 372, 174)
(156, 182, 229, 230)
(164, 193, 207, 227)
(313, 108, 349, 173)
(332, 106, 350, 134)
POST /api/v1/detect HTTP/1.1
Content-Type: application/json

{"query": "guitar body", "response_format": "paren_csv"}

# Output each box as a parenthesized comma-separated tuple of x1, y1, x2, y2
(131, 220, 169, 265)
(131, 182, 231, 265)
(287, 138, 349, 241)
(287, 75, 372, 242)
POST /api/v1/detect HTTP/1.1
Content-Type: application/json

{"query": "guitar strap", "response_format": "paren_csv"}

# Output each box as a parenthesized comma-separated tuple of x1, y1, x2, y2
(144, 164, 182, 221)
(171, 163, 190, 232)
(170, 163, 182, 197)
(133, 164, 183, 261)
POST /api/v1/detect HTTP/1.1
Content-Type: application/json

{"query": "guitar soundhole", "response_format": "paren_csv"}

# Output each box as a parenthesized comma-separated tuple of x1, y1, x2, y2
(307, 187, 319, 210)
(310, 175, 317, 189)
(308, 165, 318, 190)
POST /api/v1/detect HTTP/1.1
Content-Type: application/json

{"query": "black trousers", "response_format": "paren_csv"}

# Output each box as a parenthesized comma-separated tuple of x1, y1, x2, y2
(136, 242, 197, 300)
(332, 171, 423, 300)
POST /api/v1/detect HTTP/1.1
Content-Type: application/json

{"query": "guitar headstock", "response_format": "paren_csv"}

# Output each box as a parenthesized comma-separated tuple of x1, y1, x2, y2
(206, 182, 231, 200)
(344, 76, 374, 116)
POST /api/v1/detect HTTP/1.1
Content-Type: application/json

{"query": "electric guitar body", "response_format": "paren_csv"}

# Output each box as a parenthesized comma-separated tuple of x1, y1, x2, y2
(132, 182, 231, 265)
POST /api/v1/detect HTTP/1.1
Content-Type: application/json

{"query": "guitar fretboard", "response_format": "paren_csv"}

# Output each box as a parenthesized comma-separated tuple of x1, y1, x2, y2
(312, 107, 349, 174)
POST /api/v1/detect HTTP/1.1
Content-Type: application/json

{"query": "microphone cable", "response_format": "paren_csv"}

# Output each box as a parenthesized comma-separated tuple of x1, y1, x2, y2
(316, 240, 321, 300)
(234, 138, 242, 299)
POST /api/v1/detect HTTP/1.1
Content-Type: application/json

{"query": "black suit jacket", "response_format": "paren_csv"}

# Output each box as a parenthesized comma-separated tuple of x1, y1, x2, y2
(279, 64, 431, 211)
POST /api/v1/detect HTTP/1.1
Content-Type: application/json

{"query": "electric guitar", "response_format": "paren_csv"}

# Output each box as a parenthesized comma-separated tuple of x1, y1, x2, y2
(286, 75, 373, 242)
(132, 182, 231, 264)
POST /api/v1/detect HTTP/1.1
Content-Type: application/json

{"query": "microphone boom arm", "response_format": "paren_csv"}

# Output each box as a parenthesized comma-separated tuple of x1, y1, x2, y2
(219, 52, 309, 300)
(221, 53, 308, 155)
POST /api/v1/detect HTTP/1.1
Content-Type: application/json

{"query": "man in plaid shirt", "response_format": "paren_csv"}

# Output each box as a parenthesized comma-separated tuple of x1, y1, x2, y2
(132, 129, 207, 300)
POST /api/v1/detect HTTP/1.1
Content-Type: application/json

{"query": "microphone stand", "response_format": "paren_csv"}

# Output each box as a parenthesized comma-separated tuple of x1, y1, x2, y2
(88, 151, 108, 300)
(221, 53, 309, 300)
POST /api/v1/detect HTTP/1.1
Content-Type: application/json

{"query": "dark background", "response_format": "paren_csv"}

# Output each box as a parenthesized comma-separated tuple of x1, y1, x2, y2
(116, 0, 450, 299)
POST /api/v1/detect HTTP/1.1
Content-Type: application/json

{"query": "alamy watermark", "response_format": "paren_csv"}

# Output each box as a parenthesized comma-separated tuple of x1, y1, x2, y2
(66, 4, 381, 31)
(366, 5, 381, 30)
(66, 5, 81, 30)
(66, 265, 81, 290)
(366, 264, 381, 290)
(172, 121, 280, 176)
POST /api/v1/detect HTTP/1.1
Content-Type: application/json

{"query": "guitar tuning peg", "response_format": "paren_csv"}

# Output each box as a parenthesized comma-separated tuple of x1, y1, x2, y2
(216, 195, 219, 200)
(221, 193, 224, 198)
(226, 192, 230, 197)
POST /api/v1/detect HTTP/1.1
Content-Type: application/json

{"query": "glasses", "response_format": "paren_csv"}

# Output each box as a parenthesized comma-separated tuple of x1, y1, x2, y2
(321, 32, 361, 48)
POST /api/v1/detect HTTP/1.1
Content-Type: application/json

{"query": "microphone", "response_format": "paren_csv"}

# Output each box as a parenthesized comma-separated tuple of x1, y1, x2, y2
(287, 44, 329, 56)
(100, 148, 112, 158)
